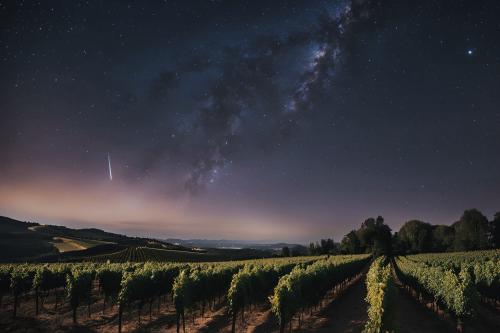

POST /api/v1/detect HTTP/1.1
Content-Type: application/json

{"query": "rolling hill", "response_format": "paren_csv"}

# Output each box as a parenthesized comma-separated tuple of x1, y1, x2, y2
(0, 216, 192, 262)
(0, 216, 275, 262)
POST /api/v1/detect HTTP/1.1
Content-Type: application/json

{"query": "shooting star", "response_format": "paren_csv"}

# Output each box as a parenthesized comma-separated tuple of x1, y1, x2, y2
(107, 153, 113, 181)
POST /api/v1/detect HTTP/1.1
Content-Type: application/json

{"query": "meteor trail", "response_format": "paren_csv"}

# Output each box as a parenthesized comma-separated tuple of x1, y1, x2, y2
(107, 153, 113, 181)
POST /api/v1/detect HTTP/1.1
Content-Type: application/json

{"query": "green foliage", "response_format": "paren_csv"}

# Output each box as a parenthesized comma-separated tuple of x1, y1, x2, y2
(66, 266, 94, 322)
(172, 262, 241, 332)
(92, 244, 276, 263)
(97, 264, 124, 302)
(143, 262, 182, 299)
(490, 212, 500, 248)
(364, 257, 393, 333)
(10, 264, 36, 317)
(431, 225, 455, 252)
(407, 249, 500, 301)
(227, 259, 301, 330)
(116, 265, 152, 331)
(32, 264, 69, 315)
(340, 231, 362, 254)
(309, 238, 336, 255)
(118, 267, 152, 307)
(173, 263, 240, 313)
(172, 269, 193, 313)
(396, 220, 433, 253)
(473, 259, 500, 301)
(0, 251, 496, 330)
(116, 262, 183, 331)
(395, 256, 477, 318)
(453, 209, 490, 251)
(270, 254, 370, 331)
(408, 249, 500, 268)
(33, 264, 69, 291)
(11, 265, 36, 296)
(343, 216, 392, 255)
(0, 265, 12, 302)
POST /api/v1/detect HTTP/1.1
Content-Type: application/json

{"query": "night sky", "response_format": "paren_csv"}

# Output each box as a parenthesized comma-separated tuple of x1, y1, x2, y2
(1, 0, 499, 242)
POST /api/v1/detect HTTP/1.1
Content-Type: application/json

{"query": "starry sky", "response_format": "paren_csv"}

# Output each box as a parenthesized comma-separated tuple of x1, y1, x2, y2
(1, 0, 499, 242)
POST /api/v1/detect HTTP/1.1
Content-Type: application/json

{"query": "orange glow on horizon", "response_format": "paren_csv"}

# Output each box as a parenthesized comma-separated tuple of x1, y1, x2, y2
(0, 178, 310, 241)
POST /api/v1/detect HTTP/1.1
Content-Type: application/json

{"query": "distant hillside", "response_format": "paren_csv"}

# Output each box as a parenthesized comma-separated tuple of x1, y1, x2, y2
(165, 238, 308, 255)
(0, 216, 190, 262)
(0, 216, 277, 262)
(0, 216, 57, 261)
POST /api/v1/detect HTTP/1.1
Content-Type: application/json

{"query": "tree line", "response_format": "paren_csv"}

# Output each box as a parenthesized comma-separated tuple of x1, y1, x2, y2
(302, 209, 500, 256)
(393, 209, 500, 254)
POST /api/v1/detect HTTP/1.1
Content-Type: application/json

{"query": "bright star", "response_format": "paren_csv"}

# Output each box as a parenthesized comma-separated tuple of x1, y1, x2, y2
(467, 49, 473, 55)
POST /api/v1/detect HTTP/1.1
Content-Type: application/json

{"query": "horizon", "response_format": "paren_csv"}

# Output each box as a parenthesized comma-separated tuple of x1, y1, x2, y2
(1, 0, 499, 243)
(1, 207, 497, 245)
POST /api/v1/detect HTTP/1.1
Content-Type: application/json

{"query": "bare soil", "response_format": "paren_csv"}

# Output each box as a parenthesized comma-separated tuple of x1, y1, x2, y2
(392, 269, 500, 333)
(391, 279, 454, 333)
(2, 271, 499, 333)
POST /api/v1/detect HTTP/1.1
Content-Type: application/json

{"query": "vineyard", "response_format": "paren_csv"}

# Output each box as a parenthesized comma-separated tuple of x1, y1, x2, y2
(88, 246, 196, 262)
(86, 246, 275, 263)
(0, 251, 499, 332)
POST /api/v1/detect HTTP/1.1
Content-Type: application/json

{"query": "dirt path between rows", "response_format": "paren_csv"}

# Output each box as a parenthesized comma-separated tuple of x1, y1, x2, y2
(197, 272, 369, 333)
(391, 280, 454, 333)
(392, 270, 500, 333)
(294, 275, 367, 333)
(7, 266, 496, 333)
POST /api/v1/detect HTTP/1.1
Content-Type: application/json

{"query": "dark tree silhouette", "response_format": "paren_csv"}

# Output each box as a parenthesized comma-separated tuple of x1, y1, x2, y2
(396, 220, 433, 253)
(490, 212, 500, 248)
(356, 216, 392, 255)
(281, 246, 290, 257)
(309, 238, 336, 255)
(340, 231, 361, 254)
(431, 225, 455, 252)
(453, 209, 490, 251)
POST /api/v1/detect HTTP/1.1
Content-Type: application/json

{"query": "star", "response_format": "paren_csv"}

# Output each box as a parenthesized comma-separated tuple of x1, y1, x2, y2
(467, 49, 473, 55)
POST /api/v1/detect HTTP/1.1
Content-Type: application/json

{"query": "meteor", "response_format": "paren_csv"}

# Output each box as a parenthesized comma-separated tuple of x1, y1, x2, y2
(107, 153, 113, 181)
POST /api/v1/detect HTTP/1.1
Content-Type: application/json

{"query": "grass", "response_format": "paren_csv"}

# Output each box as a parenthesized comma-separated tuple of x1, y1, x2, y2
(51, 237, 112, 253)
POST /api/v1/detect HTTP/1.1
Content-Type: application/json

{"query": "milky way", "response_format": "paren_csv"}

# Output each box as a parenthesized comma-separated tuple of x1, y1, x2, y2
(1, 0, 499, 241)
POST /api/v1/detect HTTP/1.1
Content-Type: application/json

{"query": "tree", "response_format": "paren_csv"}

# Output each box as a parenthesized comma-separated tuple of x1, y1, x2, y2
(320, 238, 335, 254)
(309, 242, 317, 255)
(431, 225, 455, 252)
(340, 231, 361, 254)
(290, 246, 305, 257)
(356, 216, 392, 255)
(357, 218, 377, 252)
(490, 212, 500, 248)
(397, 220, 433, 253)
(281, 246, 290, 257)
(453, 209, 490, 251)
(309, 239, 335, 255)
